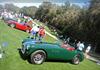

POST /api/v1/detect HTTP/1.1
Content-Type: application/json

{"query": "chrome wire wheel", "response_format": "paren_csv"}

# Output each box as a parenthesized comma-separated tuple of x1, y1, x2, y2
(10, 24, 15, 28)
(26, 30, 30, 33)
(33, 53, 44, 64)
(31, 50, 46, 64)
(72, 55, 80, 65)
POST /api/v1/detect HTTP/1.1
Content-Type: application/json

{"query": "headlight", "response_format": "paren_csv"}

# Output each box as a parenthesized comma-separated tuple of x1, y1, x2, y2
(26, 44, 30, 50)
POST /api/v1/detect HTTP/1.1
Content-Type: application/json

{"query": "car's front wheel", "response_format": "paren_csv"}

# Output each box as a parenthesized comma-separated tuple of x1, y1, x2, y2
(10, 24, 15, 28)
(72, 55, 80, 65)
(26, 29, 30, 33)
(30, 50, 46, 64)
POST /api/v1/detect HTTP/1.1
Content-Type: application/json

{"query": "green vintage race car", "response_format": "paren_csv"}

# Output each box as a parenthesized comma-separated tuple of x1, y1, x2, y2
(20, 38, 84, 65)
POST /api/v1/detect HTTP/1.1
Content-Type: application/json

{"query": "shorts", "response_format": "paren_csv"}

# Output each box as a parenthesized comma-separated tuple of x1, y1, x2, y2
(31, 31, 36, 35)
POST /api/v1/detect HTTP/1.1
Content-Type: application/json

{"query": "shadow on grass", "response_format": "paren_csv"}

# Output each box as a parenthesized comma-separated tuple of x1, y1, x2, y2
(45, 60, 71, 64)
(17, 48, 27, 60)
(17, 48, 32, 64)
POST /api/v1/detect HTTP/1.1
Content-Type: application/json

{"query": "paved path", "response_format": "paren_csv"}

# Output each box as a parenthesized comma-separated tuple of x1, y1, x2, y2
(88, 56, 99, 62)
(86, 55, 100, 65)
(45, 31, 58, 40)
(34, 20, 58, 40)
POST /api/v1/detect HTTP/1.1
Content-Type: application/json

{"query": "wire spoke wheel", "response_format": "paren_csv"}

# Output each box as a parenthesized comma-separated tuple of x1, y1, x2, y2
(26, 30, 30, 33)
(72, 55, 80, 65)
(10, 24, 15, 28)
(31, 50, 46, 64)
(33, 53, 44, 64)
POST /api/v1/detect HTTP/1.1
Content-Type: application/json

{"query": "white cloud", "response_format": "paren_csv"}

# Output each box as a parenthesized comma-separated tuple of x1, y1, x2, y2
(14, 3, 42, 8)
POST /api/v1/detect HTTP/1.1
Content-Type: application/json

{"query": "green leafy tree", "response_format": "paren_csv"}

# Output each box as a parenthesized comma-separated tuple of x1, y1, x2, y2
(84, 0, 100, 52)
(4, 4, 20, 13)
(20, 6, 37, 17)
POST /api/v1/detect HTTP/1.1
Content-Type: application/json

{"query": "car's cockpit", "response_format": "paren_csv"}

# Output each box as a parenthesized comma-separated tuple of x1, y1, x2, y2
(61, 42, 75, 51)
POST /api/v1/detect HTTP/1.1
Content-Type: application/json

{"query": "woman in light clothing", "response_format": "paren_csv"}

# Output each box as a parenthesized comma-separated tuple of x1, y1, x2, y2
(85, 44, 91, 53)
(85, 44, 91, 58)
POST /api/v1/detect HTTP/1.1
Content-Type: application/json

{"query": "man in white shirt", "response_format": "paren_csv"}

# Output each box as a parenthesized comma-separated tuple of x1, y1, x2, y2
(30, 24, 39, 40)
(78, 42, 84, 51)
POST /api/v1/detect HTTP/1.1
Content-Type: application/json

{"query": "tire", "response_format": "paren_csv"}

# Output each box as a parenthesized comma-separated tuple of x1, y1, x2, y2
(26, 29, 30, 33)
(10, 24, 15, 28)
(72, 55, 80, 65)
(30, 50, 46, 64)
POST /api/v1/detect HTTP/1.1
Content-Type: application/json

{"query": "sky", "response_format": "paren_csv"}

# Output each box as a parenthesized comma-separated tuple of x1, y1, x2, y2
(0, 0, 90, 8)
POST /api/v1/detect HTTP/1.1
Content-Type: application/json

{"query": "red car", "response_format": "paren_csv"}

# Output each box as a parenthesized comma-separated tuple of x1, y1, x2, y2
(7, 19, 32, 33)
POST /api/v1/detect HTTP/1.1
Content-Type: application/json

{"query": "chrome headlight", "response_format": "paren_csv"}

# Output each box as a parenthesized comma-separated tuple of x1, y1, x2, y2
(26, 44, 30, 50)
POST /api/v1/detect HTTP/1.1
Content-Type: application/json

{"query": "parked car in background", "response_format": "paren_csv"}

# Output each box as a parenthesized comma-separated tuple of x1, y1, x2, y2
(6, 19, 32, 33)
(20, 38, 84, 65)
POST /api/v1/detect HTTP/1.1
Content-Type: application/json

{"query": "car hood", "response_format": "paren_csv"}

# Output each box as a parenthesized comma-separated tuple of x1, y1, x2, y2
(22, 38, 48, 46)
(22, 38, 39, 45)
(22, 38, 61, 47)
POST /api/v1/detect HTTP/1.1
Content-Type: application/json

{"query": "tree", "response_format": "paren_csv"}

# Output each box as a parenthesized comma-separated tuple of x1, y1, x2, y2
(0, 5, 3, 12)
(20, 6, 37, 17)
(86, 0, 100, 52)
(4, 4, 20, 13)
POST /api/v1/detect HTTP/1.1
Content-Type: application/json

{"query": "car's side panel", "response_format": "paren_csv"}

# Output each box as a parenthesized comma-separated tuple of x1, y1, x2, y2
(61, 48, 78, 60)
(26, 43, 78, 61)
(44, 44, 63, 60)
(8, 20, 16, 25)
(77, 50, 84, 61)
(21, 38, 84, 63)
(15, 22, 27, 30)
(46, 45, 77, 60)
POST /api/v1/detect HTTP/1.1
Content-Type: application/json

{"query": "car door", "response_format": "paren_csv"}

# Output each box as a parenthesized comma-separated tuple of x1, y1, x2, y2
(47, 44, 76, 60)
(57, 47, 76, 60)
(45, 44, 62, 60)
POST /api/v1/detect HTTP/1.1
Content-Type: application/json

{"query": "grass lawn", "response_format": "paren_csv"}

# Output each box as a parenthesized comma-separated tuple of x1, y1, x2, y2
(0, 20, 100, 70)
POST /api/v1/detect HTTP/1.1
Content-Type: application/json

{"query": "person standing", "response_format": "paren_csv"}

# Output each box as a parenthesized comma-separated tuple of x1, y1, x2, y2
(85, 44, 91, 58)
(73, 39, 77, 49)
(66, 37, 70, 43)
(77, 41, 81, 49)
(34, 25, 40, 40)
(27, 17, 33, 27)
(17, 18, 21, 23)
(78, 42, 84, 51)
(38, 26, 45, 41)
(30, 24, 39, 40)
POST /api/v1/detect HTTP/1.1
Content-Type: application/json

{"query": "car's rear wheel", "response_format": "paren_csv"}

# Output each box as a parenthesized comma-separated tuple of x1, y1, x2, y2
(10, 24, 15, 28)
(72, 55, 80, 65)
(30, 50, 46, 64)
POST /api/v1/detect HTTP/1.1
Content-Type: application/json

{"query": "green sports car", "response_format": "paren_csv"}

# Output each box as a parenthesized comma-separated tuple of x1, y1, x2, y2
(20, 38, 84, 65)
